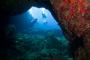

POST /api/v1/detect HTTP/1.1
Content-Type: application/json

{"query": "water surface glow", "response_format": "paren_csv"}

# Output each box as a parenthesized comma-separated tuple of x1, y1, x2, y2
(28, 7, 61, 30)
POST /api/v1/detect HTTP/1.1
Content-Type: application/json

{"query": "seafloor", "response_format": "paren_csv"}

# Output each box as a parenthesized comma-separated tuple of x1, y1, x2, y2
(0, 25, 73, 60)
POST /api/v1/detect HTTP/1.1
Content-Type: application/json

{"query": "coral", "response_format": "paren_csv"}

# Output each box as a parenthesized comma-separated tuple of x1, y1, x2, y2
(50, 0, 90, 37)
(1, 28, 70, 60)
(50, 0, 90, 59)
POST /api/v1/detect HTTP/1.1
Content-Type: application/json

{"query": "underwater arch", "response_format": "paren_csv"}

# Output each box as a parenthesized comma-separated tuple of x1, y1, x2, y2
(0, 6, 70, 60)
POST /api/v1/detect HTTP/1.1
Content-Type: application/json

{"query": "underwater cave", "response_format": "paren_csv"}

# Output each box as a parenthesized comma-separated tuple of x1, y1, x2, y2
(0, 0, 90, 60)
(0, 6, 71, 60)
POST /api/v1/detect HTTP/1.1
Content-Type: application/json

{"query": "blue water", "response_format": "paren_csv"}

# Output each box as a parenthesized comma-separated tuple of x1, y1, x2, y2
(28, 6, 61, 30)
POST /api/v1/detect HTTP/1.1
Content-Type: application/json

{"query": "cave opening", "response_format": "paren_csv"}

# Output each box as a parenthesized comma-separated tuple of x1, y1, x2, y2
(0, 6, 73, 60)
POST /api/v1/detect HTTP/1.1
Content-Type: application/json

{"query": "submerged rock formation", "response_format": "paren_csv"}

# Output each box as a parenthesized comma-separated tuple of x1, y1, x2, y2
(49, 0, 90, 60)
(0, 0, 90, 60)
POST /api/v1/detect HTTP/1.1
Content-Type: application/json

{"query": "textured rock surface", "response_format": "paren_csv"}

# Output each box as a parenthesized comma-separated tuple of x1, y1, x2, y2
(49, 0, 90, 60)
(0, 0, 90, 60)
(0, 0, 36, 15)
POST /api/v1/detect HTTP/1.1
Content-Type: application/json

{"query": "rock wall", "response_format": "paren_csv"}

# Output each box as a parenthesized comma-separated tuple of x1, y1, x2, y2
(49, 0, 90, 59)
